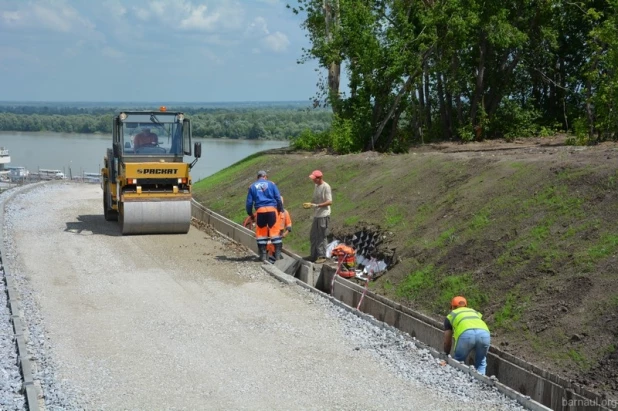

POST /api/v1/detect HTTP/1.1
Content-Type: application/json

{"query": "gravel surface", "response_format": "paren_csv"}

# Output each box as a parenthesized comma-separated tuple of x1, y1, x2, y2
(0, 185, 34, 411)
(0, 182, 527, 410)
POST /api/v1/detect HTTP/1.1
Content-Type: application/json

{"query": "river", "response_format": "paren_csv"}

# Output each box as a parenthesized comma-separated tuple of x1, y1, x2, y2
(0, 131, 289, 181)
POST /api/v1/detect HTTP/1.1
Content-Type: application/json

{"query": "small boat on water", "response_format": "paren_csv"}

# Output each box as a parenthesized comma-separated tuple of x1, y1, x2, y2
(31, 169, 66, 180)
(0, 147, 11, 180)
(83, 172, 101, 183)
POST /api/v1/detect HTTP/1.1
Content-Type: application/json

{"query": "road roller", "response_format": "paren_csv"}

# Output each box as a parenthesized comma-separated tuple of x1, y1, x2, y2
(101, 107, 202, 235)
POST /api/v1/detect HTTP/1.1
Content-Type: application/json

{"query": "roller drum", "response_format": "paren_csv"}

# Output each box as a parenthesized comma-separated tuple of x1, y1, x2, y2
(121, 200, 191, 235)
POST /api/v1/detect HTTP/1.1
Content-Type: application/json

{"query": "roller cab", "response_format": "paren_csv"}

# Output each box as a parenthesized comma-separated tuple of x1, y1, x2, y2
(102, 108, 202, 235)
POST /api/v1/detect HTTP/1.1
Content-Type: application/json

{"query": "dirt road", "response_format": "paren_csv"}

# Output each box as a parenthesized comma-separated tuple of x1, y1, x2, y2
(2, 183, 523, 410)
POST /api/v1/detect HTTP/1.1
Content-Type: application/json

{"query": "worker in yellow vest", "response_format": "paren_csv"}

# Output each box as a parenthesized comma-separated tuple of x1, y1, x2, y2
(443, 296, 491, 375)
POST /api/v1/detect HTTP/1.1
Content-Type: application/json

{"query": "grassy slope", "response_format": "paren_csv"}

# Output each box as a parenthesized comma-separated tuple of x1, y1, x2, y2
(193, 143, 618, 395)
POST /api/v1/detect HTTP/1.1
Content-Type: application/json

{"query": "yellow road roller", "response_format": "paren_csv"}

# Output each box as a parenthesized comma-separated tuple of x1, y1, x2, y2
(102, 107, 201, 235)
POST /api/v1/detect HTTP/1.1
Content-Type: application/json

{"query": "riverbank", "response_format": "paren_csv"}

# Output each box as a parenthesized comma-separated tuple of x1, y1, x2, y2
(192, 136, 618, 400)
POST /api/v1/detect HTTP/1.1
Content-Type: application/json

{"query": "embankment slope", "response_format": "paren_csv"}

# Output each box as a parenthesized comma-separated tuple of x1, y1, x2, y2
(193, 136, 618, 399)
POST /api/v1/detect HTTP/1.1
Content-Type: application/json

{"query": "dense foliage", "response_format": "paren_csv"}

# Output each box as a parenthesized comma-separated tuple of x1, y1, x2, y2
(0, 105, 332, 140)
(289, 0, 618, 152)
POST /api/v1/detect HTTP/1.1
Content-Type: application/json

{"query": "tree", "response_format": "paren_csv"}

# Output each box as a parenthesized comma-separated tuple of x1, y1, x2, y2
(288, 0, 343, 114)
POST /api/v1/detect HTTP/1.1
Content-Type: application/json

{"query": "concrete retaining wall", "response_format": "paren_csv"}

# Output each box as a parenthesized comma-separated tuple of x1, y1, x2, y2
(191, 200, 615, 411)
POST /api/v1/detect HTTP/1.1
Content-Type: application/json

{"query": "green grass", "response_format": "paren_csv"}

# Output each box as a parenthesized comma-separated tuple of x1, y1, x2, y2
(429, 227, 456, 248)
(469, 210, 491, 231)
(568, 349, 592, 370)
(435, 274, 488, 311)
(586, 234, 618, 260)
(343, 215, 360, 226)
(510, 162, 526, 169)
(607, 171, 618, 189)
(396, 265, 436, 300)
(384, 205, 405, 228)
(572, 233, 618, 267)
(523, 185, 585, 218)
(396, 267, 488, 312)
(382, 279, 394, 292)
(493, 290, 528, 330)
(194, 153, 264, 191)
(412, 203, 433, 227)
(531, 218, 553, 240)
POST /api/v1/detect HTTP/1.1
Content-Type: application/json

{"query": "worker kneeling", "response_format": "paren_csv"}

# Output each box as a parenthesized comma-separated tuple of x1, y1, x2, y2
(443, 296, 491, 375)
(331, 244, 356, 277)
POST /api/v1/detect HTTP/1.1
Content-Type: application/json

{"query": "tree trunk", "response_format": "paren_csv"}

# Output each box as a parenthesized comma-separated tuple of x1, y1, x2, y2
(424, 62, 432, 130)
(418, 80, 425, 126)
(437, 73, 448, 140)
(586, 79, 595, 139)
(445, 79, 454, 139)
(370, 45, 434, 151)
(383, 106, 404, 150)
(486, 53, 520, 120)
(451, 54, 463, 126)
(470, 32, 487, 128)
(323, 0, 341, 115)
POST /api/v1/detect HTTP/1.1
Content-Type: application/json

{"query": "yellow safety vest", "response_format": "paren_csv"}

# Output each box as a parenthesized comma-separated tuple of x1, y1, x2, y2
(446, 307, 489, 344)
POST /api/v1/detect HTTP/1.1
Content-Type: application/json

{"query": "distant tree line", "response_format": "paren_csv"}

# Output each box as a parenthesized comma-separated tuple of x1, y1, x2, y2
(289, 0, 618, 152)
(0, 106, 333, 140)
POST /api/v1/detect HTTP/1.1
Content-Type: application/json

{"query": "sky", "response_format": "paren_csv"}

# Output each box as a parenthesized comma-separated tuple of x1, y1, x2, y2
(0, 0, 325, 102)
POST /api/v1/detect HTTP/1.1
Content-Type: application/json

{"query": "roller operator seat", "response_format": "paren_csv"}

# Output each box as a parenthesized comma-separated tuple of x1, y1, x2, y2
(134, 129, 159, 149)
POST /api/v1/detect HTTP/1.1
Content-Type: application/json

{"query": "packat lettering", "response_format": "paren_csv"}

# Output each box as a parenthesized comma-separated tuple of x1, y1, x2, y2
(136, 169, 178, 174)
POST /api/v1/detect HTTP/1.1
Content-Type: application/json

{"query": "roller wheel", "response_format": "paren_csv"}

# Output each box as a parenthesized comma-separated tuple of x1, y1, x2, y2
(119, 204, 126, 235)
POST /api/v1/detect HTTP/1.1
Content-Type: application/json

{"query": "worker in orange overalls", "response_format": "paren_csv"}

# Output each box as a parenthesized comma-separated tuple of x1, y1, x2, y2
(331, 243, 356, 276)
(266, 196, 292, 262)
(246, 170, 283, 263)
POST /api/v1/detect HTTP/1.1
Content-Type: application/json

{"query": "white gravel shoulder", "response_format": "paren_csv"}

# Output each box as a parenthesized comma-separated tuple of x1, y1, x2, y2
(0, 182, 526, 410)
(0, 186, 25, 410)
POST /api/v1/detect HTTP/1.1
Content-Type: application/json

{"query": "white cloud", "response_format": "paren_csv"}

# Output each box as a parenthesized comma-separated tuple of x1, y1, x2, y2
(133, 6, 151, 21)
(0, 45, 41, 64)
(131, 0, 244, 32)
(63, 40, 86, 57)
(150, 1, 167, 18)
(263, 31, 289, 53)
(201, 48, 223, 64)
(0, 0, 95, 33)
(245, 16, 269, 36)
(0, 10, 20, 24)
(101, 46, 124, 59)
(245, 16, 290, 53)
(201, 34, 240, 46)
(102, 0, 127, 18)
(180, 5, 220, 31)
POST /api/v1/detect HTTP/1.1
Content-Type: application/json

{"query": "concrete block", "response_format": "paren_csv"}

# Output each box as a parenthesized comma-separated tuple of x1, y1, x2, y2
(274, 256, 293, 272)
(261, 264, 296, 285)
(297, 262, 315, 286)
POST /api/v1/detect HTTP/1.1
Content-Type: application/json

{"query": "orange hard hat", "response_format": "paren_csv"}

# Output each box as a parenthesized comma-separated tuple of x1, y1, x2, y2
(451, 296, 467, 309)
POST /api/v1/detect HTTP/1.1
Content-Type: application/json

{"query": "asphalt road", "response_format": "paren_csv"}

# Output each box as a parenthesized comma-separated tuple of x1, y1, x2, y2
(2, 182, 525, 411)
(3, 182, 462, 410)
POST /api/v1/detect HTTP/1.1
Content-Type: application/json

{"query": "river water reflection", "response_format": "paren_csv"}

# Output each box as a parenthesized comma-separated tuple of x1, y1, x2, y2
(0, 131, 289, 181)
